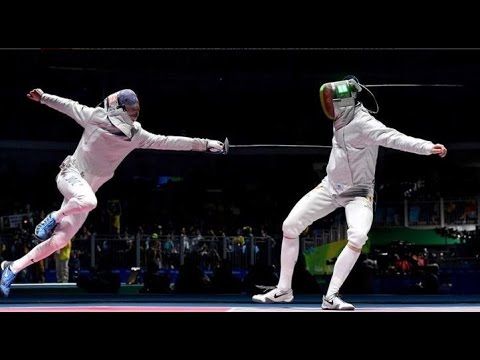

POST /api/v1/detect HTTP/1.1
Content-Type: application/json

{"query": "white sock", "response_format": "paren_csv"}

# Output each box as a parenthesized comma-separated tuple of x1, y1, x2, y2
(11, 238, 59, 274)
(326, 245, 360, 298)
(277, 236, 299, 291)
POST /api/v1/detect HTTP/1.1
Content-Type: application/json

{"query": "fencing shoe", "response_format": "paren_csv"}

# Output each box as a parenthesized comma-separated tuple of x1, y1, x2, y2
(252, 286, 294, 304)
(35, 212, 57, 241)
(321, 293, 355, 310)
(0, 261, 16, 298)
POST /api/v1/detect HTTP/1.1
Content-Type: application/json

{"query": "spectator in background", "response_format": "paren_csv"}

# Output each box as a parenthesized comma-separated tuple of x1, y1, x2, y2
(55, 237, 73, 283)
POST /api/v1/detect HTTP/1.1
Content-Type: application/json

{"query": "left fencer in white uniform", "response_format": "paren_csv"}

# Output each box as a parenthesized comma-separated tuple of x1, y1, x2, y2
(0, 88, 225, 297)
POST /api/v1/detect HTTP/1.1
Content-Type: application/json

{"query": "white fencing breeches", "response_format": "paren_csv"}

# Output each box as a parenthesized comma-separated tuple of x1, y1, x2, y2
(282, 178, 374, 248)
(277, 179, 373, 290)
(11, 166, 111, 272)
(51, 166, 109, 249)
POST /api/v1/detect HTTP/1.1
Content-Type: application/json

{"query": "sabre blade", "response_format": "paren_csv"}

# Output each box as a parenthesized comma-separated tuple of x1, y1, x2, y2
(365, 83, 464, 88)
(229, 144, 331, 149)
(223, 137, 331, 150)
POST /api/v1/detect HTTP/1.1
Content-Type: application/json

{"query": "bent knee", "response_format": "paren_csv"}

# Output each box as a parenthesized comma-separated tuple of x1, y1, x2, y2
(78, 194, 97, 211)
(282, 219, 304, 239)
(347, 229, 368, 249)
(50, 235, 71, 251)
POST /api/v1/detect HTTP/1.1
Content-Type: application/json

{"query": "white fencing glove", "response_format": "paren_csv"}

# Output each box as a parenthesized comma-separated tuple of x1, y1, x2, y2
(206, 139, 225, 154)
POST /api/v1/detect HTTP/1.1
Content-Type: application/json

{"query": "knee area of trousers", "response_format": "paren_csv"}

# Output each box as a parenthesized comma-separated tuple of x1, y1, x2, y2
(79, 195, 97, 211)
(50, 236, 71, 251)
(282, 220, 303, 239)
(348, 230, 368, 248)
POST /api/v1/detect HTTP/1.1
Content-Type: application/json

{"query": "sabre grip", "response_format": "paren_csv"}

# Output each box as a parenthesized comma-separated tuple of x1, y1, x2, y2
(206, 139, 225, 154)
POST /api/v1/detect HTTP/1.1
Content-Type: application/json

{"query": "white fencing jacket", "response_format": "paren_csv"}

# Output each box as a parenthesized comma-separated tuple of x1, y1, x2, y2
(325, 104, 435, 194)
(41, 93, 209, 178)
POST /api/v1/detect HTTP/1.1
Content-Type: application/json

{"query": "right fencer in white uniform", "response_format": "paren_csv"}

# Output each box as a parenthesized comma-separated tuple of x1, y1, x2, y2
(0, 88, 225, 297)
(252, 76, 447, 309)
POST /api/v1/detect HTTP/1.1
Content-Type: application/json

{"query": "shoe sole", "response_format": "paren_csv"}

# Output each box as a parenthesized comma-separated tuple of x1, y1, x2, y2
(33, 233, 49, 241)
(33, 228, 57, 241)
(252, 297, 294, 304)
(321, 306, 355, 310)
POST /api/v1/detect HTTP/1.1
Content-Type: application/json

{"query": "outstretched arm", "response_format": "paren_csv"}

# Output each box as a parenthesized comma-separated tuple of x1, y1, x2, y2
(137, 128, 225, 153)
(27, 88, 96, 128)
(363, 118, 447, 157)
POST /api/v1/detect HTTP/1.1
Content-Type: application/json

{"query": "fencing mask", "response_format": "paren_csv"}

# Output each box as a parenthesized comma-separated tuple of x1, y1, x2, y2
(319, 77, 362, 120)
(103, 89, 139, 138)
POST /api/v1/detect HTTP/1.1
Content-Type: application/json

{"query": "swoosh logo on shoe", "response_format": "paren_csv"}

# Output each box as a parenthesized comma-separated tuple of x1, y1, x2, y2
(274, 292, 287, 298)
(325, 298, 334, 305)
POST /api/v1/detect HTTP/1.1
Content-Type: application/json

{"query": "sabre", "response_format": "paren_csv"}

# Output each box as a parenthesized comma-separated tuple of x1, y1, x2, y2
(364, 83, 464, 88)
(222, 137, 331, 155)
(222, 83, 464, 154)
(323, 80, 465, 118)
